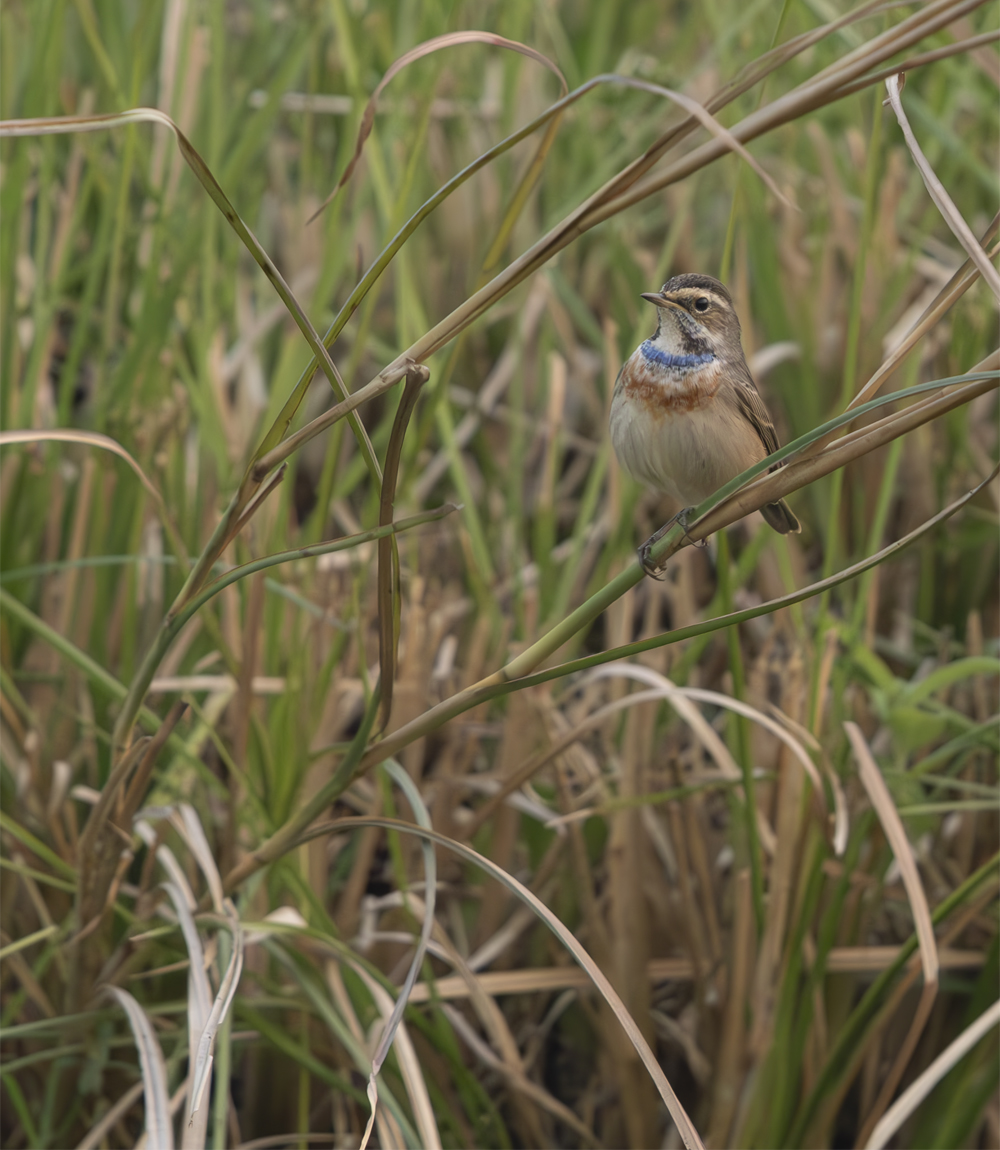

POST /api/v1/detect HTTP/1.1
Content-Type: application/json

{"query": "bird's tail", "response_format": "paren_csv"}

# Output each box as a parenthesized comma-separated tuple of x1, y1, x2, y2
(761, 498, 801, 534)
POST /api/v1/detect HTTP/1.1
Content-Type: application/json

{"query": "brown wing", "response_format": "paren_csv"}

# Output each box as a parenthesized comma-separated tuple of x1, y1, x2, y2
(724, 365, 781, 461)
(724, 363, 802, 534)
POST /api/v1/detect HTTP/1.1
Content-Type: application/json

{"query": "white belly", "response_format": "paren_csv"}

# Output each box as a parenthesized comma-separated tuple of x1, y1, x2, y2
(609, 386, 763, 507)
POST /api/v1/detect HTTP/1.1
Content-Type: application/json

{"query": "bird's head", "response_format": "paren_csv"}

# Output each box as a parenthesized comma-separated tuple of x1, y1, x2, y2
(641, 273, 742, 360)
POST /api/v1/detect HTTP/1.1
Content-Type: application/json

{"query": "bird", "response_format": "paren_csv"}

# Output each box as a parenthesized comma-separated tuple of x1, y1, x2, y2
(609, 273, 800, 572)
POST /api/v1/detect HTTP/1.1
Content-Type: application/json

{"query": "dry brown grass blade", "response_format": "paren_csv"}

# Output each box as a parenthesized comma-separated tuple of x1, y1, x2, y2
(582, 0, 989, 227)
(822, 880, 1000, 1138)
(72, 701, 190, 986)
(309, 30, 567, 223)
(582, 665, 833, 856)
(856, 981, 937, 1148)
(459, 690, 667, 840)
(437, 1001, 598, 1145)
(402, 949, 987, 1003)
(832, 29, 1000, 99)
(851, 719, 950, 941)
(865, 999, 1000, 1150)
(809, 0, 973, 86)
(350, 967, 443, 1150)
(406, 906, 598, 1145)
(75, 1082, 145, 1150)
(460, 677, 777, 854)
(603, 77, 797, 211)
(846, 722, 940, 1146)
(849, 216, 999, 411)
(74, 738, 148, 911)
(118, 701, 189, 828)
(884, 73, 1000, 300)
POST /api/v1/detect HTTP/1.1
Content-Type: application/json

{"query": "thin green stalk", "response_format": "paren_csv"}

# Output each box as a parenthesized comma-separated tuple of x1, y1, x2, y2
(210, 929, 233, 1150)
(69, 0, 122, 101)
(296, 1012, 310, 1150)
(375, 366, 430, 731)
(545, 441, 610, 627)
(777, 810, 873, 1147)
(717, 530, 764, 933)
(847, 435, 904, 640)
(819, 80, 884, 606)
(670, 527, 771, 685)
(101, 122, 136, 363)
(0, 587, 152, 720)
(740, 827, 828, 1145)
(436, 398, 496, 583)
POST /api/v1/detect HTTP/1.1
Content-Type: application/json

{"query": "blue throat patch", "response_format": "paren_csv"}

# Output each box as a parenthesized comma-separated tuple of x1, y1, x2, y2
(640, 341, 715, 370)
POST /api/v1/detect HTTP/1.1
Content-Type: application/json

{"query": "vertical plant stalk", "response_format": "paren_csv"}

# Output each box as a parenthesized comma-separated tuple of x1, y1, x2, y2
(821, 79, 884, 606)
(849, 214, 998, 412)
(376, 364, 429, 732)
(716, 531, 765, 932)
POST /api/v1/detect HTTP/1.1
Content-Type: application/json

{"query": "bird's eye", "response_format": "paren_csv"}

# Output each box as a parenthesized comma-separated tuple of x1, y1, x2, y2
(694, 297, 710, 313)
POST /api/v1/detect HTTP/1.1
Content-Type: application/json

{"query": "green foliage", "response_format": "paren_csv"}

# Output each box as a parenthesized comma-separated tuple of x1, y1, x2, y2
(1, 0, 997, 1146)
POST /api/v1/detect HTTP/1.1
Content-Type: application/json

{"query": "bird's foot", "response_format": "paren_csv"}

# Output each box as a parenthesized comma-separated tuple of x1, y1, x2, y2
(638, 507, 706, 578)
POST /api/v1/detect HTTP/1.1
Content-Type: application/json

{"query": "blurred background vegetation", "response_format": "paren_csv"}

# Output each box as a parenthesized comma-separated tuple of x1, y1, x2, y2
(1, 0, 997, 1146)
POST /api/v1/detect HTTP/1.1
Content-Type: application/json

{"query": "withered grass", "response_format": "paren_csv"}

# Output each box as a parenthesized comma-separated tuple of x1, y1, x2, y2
(1, 1, 998, 1147)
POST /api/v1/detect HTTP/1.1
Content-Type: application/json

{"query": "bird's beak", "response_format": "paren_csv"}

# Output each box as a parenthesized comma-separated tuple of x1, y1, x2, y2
(640, 292, 680, 310)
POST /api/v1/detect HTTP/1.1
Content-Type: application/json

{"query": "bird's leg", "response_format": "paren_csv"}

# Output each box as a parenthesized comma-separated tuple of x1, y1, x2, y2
(638, 507, 706, 578)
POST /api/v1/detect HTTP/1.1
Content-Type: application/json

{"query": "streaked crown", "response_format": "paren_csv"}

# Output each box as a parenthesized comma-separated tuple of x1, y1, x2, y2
(659, 273, 734, 306)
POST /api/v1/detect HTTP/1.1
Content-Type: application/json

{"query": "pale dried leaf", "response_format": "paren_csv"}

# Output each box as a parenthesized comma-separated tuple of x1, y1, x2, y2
(845, 722, 938, 986)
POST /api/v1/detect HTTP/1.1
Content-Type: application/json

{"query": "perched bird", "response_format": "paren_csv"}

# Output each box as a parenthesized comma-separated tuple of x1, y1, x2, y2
(609, 273, 800, 570)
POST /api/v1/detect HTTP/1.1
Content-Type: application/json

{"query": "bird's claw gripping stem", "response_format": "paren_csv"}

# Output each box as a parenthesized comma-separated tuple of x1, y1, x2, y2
(638, 507, 706, 578)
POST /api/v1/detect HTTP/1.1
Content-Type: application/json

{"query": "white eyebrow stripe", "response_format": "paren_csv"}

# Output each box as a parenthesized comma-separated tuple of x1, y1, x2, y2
(669, 289, 730, 308)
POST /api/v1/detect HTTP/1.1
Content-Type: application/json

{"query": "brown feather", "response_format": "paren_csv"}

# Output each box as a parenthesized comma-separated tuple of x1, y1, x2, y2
(721, 363, 801, 534)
